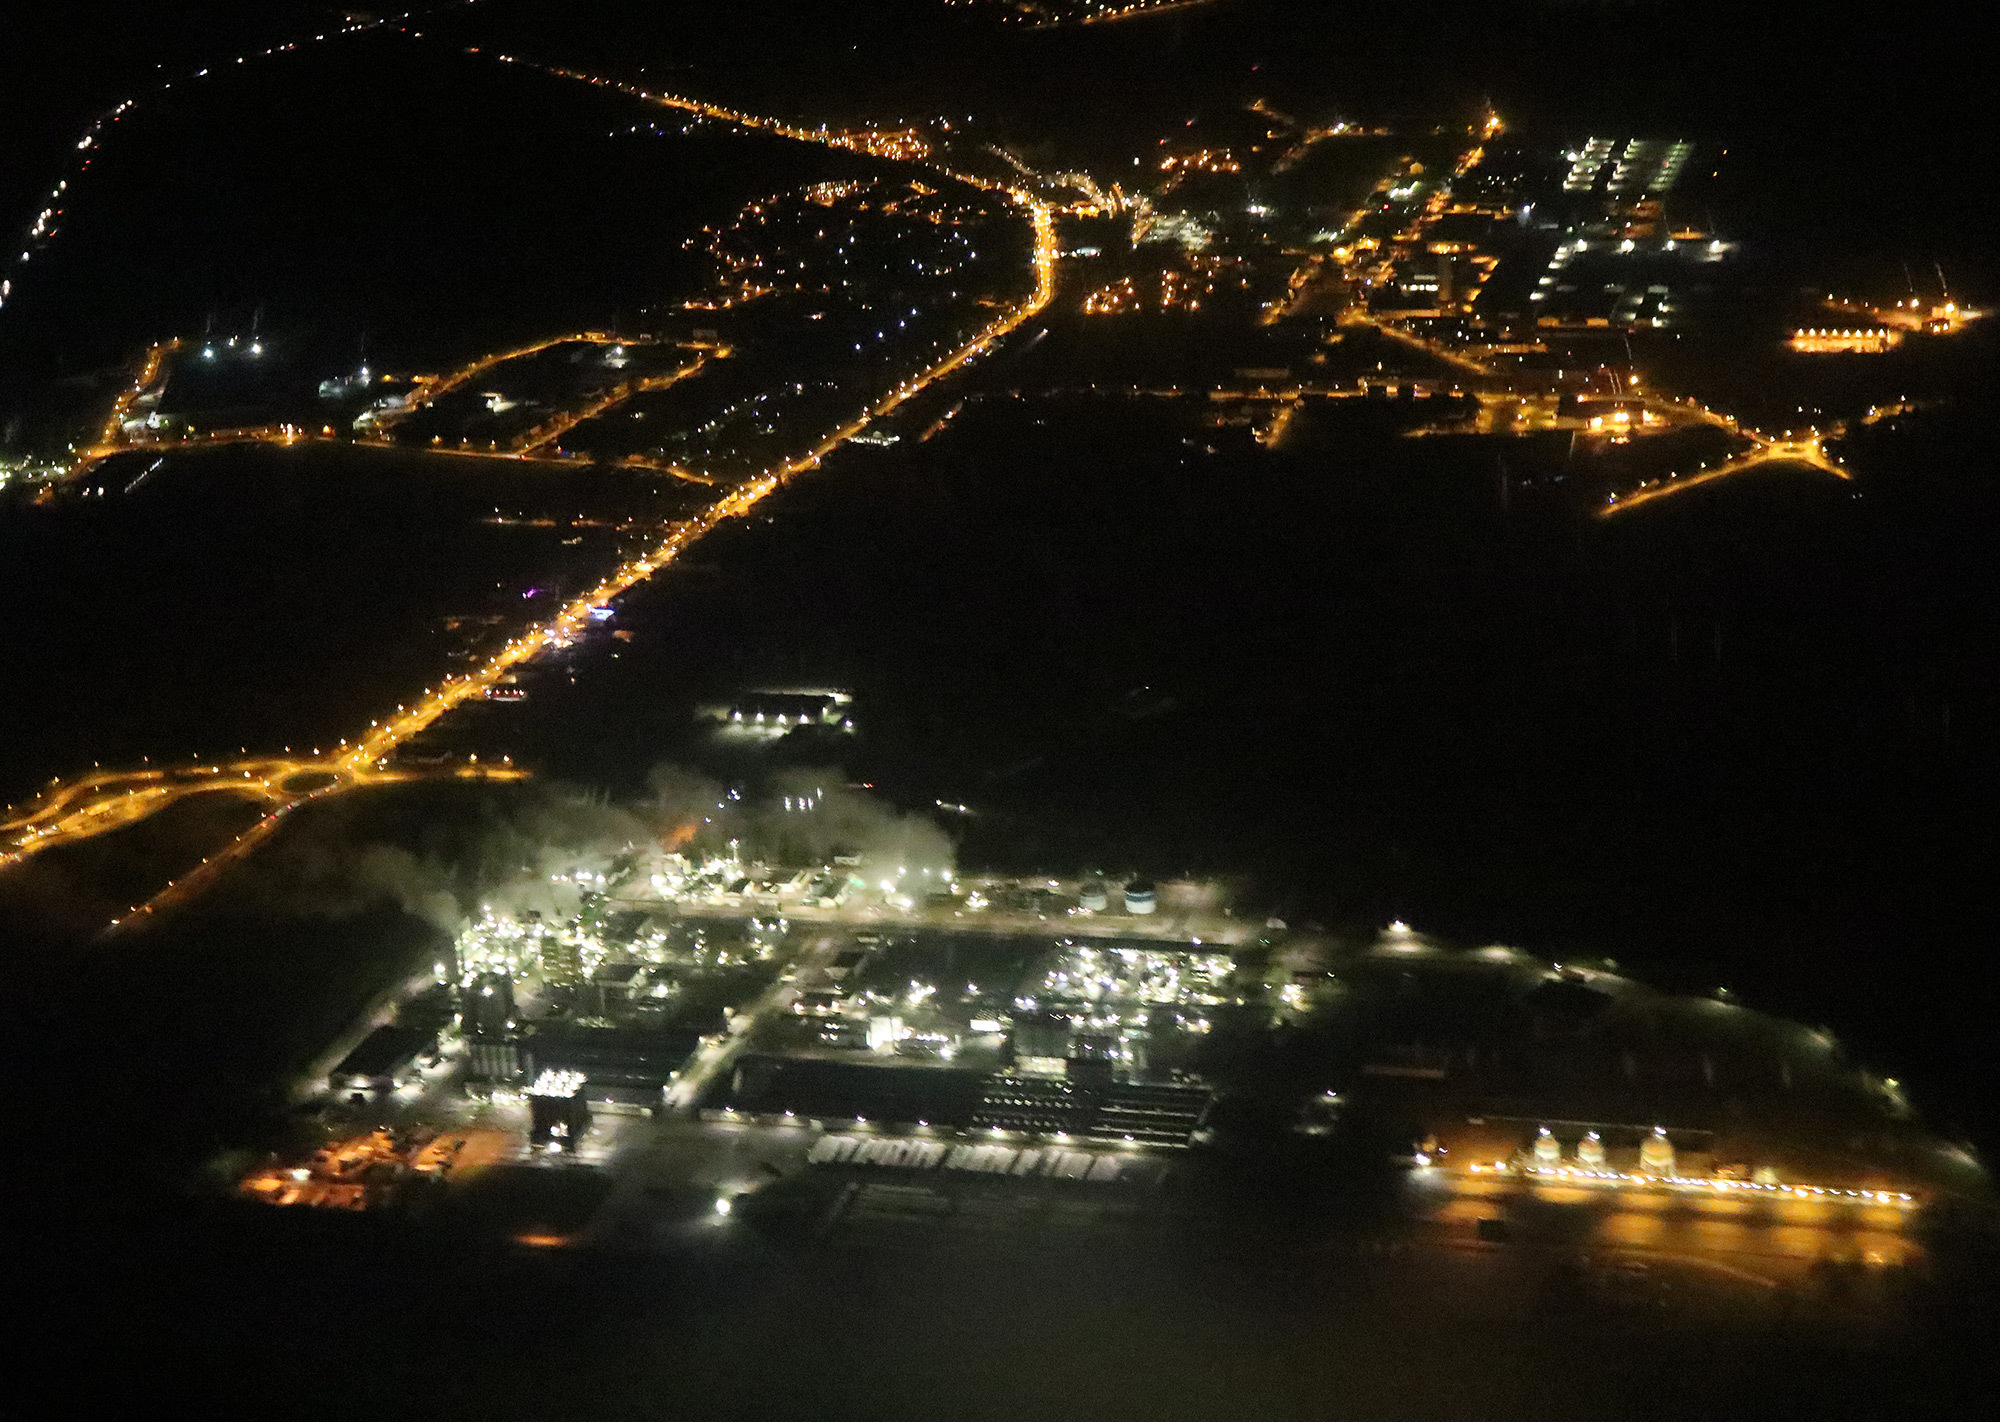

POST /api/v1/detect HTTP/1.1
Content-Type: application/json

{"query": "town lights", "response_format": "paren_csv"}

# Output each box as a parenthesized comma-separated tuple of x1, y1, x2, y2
(18, 71, 1057, 875)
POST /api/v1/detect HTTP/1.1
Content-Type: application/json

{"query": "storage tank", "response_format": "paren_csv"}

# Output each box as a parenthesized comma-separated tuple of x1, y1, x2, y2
(1640, 1126, 1676, 1176)
(1078, 880, 1109, 913)
(1533, 1127, 1561, 1165)
(1576, 1130, 1606, 1168)
(1123, 880, 1157, 915)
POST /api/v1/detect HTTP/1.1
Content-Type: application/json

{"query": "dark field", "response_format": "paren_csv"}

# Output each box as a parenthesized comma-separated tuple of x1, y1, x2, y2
(19, 1152, 1997, 1421)
(0, 443, 691, 802)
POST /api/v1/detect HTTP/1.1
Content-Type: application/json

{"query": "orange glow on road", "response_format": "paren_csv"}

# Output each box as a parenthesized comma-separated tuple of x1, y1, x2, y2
(1597, 435, 1849, 517)
(9, 70, 1061, 942)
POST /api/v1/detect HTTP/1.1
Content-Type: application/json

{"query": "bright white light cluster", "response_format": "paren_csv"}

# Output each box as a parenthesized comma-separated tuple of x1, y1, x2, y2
(1038, 942, 1231, 1009)
(527, 1068, 586, 1097)
(453, 910, 608, 984)
(0, 454, 68, 492)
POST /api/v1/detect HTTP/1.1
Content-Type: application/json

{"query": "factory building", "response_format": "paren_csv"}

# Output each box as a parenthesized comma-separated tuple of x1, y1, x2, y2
(526, 1068, 592, 1152)
(715, 1054, 1212, 1147)
(973, 1074, 1211, 1147)
(463, 972, 515, 1038)
(525, 1022, 704, 1102)
(468, 1039, 522, 1082)
(329, 1026, 435, 1094)
(724, 1056, 986, 1124)
(697, 687, 855, 738)
(463, 972, 522, 1083)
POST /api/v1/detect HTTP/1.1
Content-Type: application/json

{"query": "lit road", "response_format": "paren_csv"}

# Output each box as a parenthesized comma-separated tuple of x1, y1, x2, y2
(324, 160, 1054, 781)
(2, 756, 339, 868)
(1597, 434, 1849, 517)
(1076, 1, 1220, 28)
(6, 73, 1060, 931)
(13, 760, 529, 936)
(1345, 309, 1494, 375)
(85, 338, 178, 454)
(0, 754, 523, 936)
(510, 355, 708, 456)
(372, 330, 647, 434)
(1314, 115, 1858, 517)
(68, 336, 718, 485)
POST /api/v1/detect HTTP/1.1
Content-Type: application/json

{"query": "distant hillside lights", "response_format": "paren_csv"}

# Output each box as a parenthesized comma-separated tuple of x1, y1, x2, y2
(3, 20, 392, 317)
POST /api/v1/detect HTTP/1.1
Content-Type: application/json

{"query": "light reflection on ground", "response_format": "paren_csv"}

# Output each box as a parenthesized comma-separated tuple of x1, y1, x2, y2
(1428, 1168, 1917, 1277)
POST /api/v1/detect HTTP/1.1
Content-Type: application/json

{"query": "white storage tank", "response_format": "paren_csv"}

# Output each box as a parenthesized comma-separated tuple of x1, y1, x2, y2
(1640, 1126, 1676, 1176)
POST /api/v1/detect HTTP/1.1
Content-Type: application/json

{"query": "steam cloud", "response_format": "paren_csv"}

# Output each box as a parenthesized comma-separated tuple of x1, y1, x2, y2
(2, 765, 955, 947)
(209, 785, 654, 930)
(647, 761, 953, 878)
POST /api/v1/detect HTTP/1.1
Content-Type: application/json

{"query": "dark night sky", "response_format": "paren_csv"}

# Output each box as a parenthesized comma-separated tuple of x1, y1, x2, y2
(6, 2, 1992, 259)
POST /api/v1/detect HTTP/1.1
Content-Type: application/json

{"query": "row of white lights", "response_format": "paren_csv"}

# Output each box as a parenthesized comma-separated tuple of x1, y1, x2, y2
(1466, 1161, 1914, 1205)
